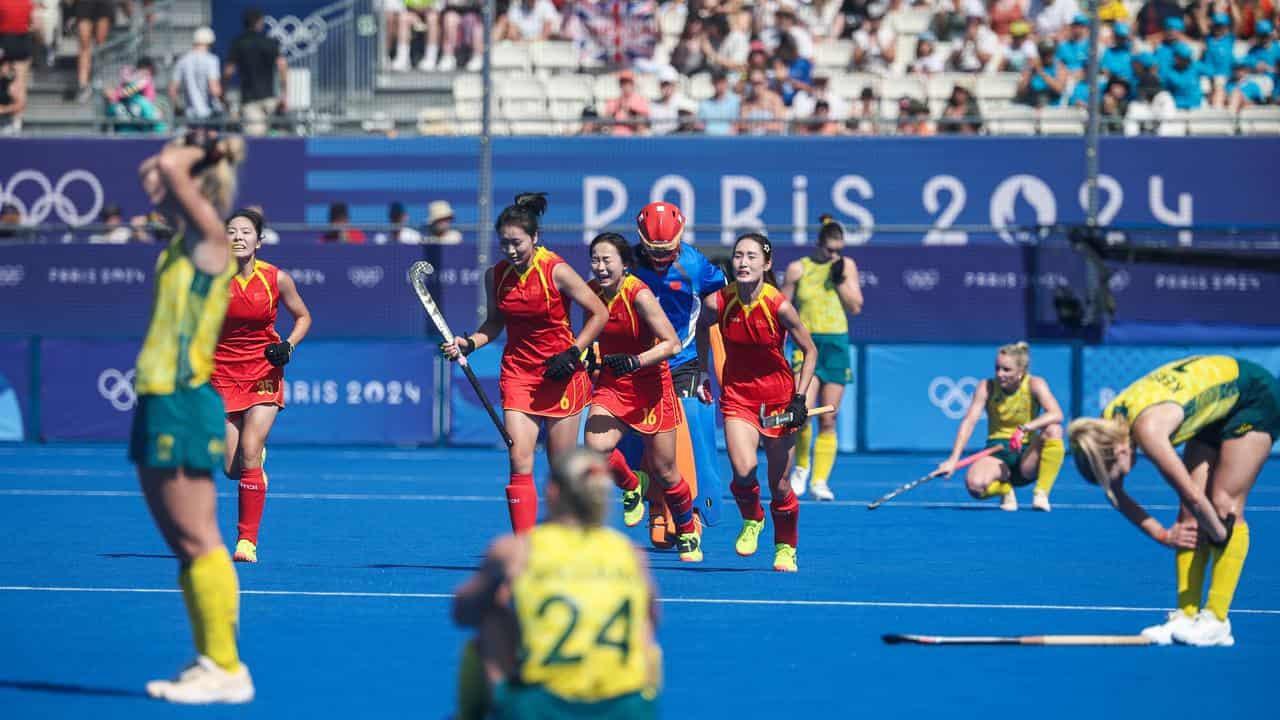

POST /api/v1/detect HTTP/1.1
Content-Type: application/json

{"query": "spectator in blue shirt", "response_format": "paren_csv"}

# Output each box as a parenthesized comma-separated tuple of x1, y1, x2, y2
(1155, 16, 1191, 73)
(1160, 43, 1204, 109)
(1055, 15, 1091, 80)
(1225, 60, 1267, 111)
(1243, 20, 1278, 74)
(1132, 52, 1164, 102)
(1067, 75, 1108, 108)
(1102, 22, 1136, 85)
(1202, 13, 1236, 79)
(698, 70, 741, 136)
(1018, 39, 1068, 107)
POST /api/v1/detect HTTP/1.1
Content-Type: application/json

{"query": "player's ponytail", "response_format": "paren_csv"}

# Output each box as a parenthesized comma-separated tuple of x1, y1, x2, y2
(735, 232, 777, 286)
(998, 341, 1031, 371)
(818, 213, 844, 244)
(496, 192, 549, 238)
(1067, 415, 1130, 505)
(549, 449, 612, 527)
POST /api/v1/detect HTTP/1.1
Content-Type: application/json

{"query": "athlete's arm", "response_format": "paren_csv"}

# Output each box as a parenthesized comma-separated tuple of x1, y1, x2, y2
(1132, 407, 1231, 543)
(835, 257, 863, 315)
(779, 260, 802, 303)
(698, 249, 728, 295)
(778, 299, 817, 397)
(153, 142, 230, 276)
(1022, 376, 1063, 432)
(938, 379, 989, 476)
(276, 270, 312, 348)
(453, 534, 521, 627)
(553, 262, 608, 352)
(695, 293, 720, 374)
(633, 288, 681, 368)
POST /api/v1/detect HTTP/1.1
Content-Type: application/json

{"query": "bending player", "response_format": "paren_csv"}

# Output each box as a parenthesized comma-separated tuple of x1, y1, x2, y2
(780, 214, 863, 500)
(131, 132, 253, 702)
(212, 208, 311, 564)
(1070, 355, 1279, 646)
(442, 193, 608, 532)
(452, 449, 661, 719)
(583, 233, 702, 561)
(626, 201, 727, 542)
(697, 233, 816, 572)
(936, 342, 1066, 512)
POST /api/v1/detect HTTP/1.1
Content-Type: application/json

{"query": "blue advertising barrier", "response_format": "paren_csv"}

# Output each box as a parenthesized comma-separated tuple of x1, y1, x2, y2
(37, 338, 437, 444)
(0, 338, 31, 441)
(40, 339, 139, 441)
(864, 344, 1073, 452)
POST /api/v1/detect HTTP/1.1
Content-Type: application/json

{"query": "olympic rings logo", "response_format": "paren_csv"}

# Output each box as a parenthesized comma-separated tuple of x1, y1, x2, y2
(928, 376, 979, 420)
(0, 170, 105, 227)
(0, 265, 24, 287)
(348, 265, 384, 288)
(98, 368, 137, 412)
(902, 269, 940, 292)
(265, 14, 329, 61)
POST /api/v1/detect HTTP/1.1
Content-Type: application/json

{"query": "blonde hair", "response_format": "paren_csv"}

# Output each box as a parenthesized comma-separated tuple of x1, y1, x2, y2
(1067, 415, 1130, 503)
(548, 448, 612, 526)
(165, 136, 248, 217)
(998, 341, 1031, 372)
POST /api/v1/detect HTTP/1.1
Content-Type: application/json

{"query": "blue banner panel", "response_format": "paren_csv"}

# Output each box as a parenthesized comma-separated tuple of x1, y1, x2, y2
(0, 338, 31, 441)
(0, 245, 438, 339)
(448, 341, 506, 447)
(40, 339, 140, 441)
(270, 340, 437, 444)
(865, 344, 1072, 451)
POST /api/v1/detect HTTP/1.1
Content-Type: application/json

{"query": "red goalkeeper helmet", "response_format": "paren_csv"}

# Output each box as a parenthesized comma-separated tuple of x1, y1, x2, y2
(636, 201, 686, 251)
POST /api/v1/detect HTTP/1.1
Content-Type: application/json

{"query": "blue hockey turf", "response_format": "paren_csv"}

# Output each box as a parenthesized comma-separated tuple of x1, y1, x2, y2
(1, 444, 1276, 718)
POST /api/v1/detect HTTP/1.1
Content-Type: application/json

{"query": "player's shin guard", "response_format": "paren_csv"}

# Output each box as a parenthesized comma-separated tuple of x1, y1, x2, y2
(663, 478, 697, 535)
(730, 480, 765, 522)
(813, 430, 837, 483)
(770, 490, 799, 548)
(505, 473, 538, 533)
(179, 547, 241, 671)
(608, 449, 639, 491)
(795, 421, 813, 470)
(1176, 544, 1210, 616)
(1206, 523, 1250, 621)
(1034, 438, 1065, 496)
(236, 467, 267, 545)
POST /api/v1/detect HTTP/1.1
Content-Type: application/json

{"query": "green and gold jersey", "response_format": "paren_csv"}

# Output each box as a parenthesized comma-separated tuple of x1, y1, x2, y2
(512, 524, 651, 703)
(986, 374, 1040, 440)
(1104, 355, 1243, 446)
(794, 257, 847, 335)
(134, 236, 234, 395)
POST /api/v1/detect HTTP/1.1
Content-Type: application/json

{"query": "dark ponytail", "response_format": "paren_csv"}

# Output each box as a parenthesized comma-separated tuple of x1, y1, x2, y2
(495, 192, 548, 238)
(734, 232, 777, 286)
(818, 213, 844, 244)
(227, 207, 265, 239)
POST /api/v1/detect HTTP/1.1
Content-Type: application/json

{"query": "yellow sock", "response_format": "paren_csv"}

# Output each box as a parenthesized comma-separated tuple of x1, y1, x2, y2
(980, 481, 1013, 499)
(1205, 523, 1250, 621)
(813, 431, 837, 483)
(457, 640, 489, 720)
(179, 546, 241, 671)
(1175, 545, 1210, 616)
(795, 421, 812, 471)
(1034, 438, 1064, 496)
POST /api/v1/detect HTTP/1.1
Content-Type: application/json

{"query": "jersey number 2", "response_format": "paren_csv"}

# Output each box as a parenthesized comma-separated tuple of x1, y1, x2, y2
(536, 595, 634, 666)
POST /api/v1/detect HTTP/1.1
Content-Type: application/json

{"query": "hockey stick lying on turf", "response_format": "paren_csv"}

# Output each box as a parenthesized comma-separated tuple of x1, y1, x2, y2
(409, 261, 513, 448)
(865, 445, 1001, 510)
(760, 404, 836, 429)
(883, 633, 1151, 646)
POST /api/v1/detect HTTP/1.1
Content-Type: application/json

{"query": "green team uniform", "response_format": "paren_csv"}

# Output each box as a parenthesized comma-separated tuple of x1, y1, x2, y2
(789, 257, 851, 385)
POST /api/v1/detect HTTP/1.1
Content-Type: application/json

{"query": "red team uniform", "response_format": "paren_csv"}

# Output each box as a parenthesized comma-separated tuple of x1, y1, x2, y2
(716, 282, 795, 438)
(495, 246, 591, 416)
(213, 260, 285, 412)
(590, 275, 682, 434)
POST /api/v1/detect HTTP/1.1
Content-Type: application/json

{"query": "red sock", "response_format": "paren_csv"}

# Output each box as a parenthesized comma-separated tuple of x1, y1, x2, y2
(608, 449, 639, 491)
(771, 490, 799, 548)
(731, 480, 765, 522)
(663, 478, 697, 535)
(237, 466, 267, 545)
(506, 472, 538, 533)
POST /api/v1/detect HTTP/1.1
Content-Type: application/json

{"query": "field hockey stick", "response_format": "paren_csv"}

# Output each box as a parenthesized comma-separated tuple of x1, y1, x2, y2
(409, 261, 513, 449)
(865, 445, 1001, 510)
(760, 404, 836, 429)
(883, 633, 1151, 647)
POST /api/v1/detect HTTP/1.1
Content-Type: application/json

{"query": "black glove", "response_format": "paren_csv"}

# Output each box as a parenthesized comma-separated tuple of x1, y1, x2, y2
(1213, 513, 1237, 548)
(784, 393, 808, 430)
(603, 354, 641, 376)
(439, 335, 475, 359)
(828, 257, 846, 286)
(583, 345, 601, 373)
(543, 348, 582, 380)
(264, 341, 292, 367)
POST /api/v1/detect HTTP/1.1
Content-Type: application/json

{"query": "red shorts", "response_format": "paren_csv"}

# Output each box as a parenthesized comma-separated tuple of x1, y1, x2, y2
(721, 386, 792, 439)
(501, 368, 591, 418)
(211, 369, 285, 415)
(592, 376, 683, 435)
